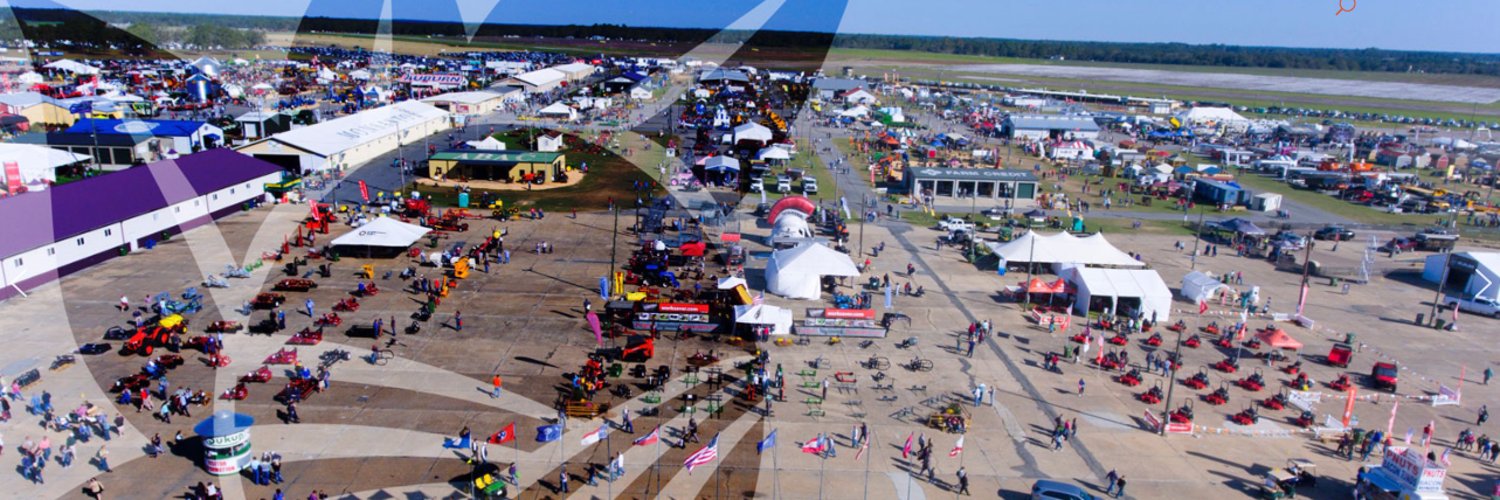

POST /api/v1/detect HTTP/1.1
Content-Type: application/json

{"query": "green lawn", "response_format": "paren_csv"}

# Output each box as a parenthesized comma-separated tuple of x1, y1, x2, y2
(413, 131, 661, 212)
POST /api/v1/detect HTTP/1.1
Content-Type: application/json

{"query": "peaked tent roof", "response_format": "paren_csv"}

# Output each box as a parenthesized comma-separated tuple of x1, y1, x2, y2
(1255, 328, 1303, 350)
(768, 243, 859, 276)
(258, 101, 448, 157)
(330, 216, 432, 248)
(989, 231, 1144, 268)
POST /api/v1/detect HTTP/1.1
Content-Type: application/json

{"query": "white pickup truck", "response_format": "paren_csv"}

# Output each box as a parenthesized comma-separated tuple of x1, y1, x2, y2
(937, 217, 976, 232)
(1442, 295, 1500, 318)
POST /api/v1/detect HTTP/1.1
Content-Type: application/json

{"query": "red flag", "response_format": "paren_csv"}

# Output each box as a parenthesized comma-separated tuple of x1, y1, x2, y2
(901, 432, 914, 458)
(1341, 386, 1357, 429)
(801, 436, 825, 454)
(949, 435, 964, 457)
(1198, 300, 1208, 315)
(3, 161, 19, 193)
(854, 441, 868, 461)
(489, 422, 516, 444)
(358, 180, 370, 202)
(633, 426, 660, 447)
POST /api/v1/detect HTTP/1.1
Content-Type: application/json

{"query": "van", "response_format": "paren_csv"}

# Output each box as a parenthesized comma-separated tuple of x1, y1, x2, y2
(802, 178, 819, 195)
(776, 174, 792, 194)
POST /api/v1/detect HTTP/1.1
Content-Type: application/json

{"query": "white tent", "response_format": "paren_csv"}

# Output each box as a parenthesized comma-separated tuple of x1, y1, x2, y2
(43, 59, 99, 75)
(330, 216, 432, 249)
(704, 156, 740, 172)
(1071, 267, 1173, 322)
(987, 231, 1144, 268)
(732, 122, 773, 144)
(466, 136, 508, 150)
(1177, 107, 1249, 125)
(757, 146, 791, 161)
(766, 243, 859, 299)
(717, 276, 748, 290)
(734, 304, 794, 336)
(16, 72, 44, 84)
(771, 211, 812, 240)
(837, 105, 869, 118)
(537, 102, 577, 121)
(348, 69, 373, 80)
(1179, 271, 1229, 303)
(0, 143, 89, 189)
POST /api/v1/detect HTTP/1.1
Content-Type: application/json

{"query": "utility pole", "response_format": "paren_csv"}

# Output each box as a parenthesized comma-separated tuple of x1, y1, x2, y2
(1159, 327, 1185, 435)
(1429, 245, 1454, 328)
(1188, 209, 1206, 271)
(609, 206, 620, 298)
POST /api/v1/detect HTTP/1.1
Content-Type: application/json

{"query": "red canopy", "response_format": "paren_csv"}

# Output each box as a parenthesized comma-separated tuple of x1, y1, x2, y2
(1025, 278, 1066, 294)
(1255, 328, 1303, 350)
(680, 241, 707, 257)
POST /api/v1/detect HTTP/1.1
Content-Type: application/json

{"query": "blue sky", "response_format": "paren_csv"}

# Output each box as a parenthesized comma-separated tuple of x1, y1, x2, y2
(12, 0, 1500, 53)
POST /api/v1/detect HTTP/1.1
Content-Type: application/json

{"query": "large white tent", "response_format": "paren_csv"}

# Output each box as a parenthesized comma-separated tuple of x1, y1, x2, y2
(331, 216, 431, 249)
(766, 243, 859, 299)
(1070, 267, 1173, 322)
(537, 102, 578, 121)
(1177, 107, 1249, 125)
(704, 156, 741, 172)
(0, 143, 90, 190)
(44, 59, 99, 75)
(987, 231, 1144, 268)
(732, 122, 773, 144)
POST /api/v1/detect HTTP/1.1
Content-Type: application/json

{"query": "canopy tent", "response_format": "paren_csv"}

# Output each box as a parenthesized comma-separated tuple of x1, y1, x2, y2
(1070, 267, 1173, 322)
(772, 211, 813, 241)
(44, 59, 99, 75)
(1212, 218, 1266, 236)
(0, 143, 90, 190)
(1024, 277, 1068, 294)
(703, 156, 741, 172)
(536, 102, 578, 121)
(330, 216, 431, 250)
(680, 241, 707, 257)
(734, 304, 794, 336)
(766, 243, 859, 299)
(1177, 107, 1249, 125)
(348, 69, 373, 80)
(986, 231, 1145, 268)
(1255, 328, 1303, 350)
(466, 136, 508, 150)
(756, 146, 791, 161)
(716, 276, 748, 290)
(16, 72, 44, 84)
(1179, 271, 1230, 303)
(731, 122, 773, 144)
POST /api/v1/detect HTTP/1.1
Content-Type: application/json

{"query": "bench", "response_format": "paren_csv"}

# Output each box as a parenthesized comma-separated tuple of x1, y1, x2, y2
(798, 369, 817, 377)
(641, 391, 662, 404)
(800, 381, 821, 389)
(564, 400, 610, 419)
(807, 408, 825, 417)
(804, 397, 824, 405)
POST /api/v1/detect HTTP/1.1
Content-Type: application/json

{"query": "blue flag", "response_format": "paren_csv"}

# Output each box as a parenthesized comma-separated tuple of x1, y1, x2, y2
(599, 276, 610, 299)
(536, 424, 562, 443)
(68, 100, 92, 115)
(757, 429, 777, 454)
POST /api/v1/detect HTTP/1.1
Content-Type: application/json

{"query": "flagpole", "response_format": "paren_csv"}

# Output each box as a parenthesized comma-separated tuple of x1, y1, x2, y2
(606, 428, 614, 500)
(862, 430, 874, 500)
(772, 429, 781, 500)
(818, 433, 827, 500)
(955, 436, 967, 500)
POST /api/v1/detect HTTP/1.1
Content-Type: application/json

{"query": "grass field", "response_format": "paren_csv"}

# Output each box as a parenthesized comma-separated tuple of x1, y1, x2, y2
(413, 131, 661, 212)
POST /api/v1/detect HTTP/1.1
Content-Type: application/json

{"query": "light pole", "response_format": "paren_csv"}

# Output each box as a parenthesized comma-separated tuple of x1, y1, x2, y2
(1158, 326, 1184, 435)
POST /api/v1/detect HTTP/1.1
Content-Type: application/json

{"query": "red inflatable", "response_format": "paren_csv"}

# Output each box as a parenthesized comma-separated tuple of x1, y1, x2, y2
(767, 196, 816, 226)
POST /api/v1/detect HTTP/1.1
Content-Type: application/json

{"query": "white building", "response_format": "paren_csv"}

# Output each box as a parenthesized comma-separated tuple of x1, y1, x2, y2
(0, 149, 282, 301)
(237, 101, 450, 173)
(552, 62, 596, 81)
(421, 91, 507, 116)
(1005, 115, 1102, 141)
(505, 68, 567, 94)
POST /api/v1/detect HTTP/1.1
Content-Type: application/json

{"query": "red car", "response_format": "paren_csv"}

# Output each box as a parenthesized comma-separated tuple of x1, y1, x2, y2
(1383, 237, 1417, 253)
(1370, 362, 1399, 392)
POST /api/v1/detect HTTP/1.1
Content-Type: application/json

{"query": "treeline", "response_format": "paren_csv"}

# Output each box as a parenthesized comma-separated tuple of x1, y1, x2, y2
(832, 35, 1500, 76)
(6, 8, 1500, 77)
(0, 8, 266, 53)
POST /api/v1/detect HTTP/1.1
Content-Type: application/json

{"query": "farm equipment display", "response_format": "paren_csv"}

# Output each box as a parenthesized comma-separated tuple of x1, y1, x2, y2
(1206, 382, 1231, 406)
(1107, 333, 1129, 346)
(1263, 391, 1287, 411)
(1283, 361, 1302, 376)
(1118, 368, 1142, 387)
(274, 278, 318, 292)
(333, 297, 360, 312)
(276, 378, 318, 403)
(1170, 400, 1195, 423)
(265, 348, 298, 365)
(1238, 368, 1266, 392)
(1328, 374, 1352, 391)
(1143, 333, 1163, 347)
(1183, 334, 1202, 348)
(206, 321, 243, 334)
(1139, 382, 1164, 404)
(1184, 368, 1210, 390)
(1213, 356, 1239, 373)
(287, 328, 323, 345)
(251, 293, 287, 309)
(314, 313, 342, 328)
(220, 383, 249, 400)
(1232, 405, 1261, 425)
(239, 366, 272, 383)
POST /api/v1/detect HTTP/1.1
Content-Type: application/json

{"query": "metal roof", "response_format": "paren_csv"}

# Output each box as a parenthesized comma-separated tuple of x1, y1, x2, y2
(430, 150, 562, 164)
(905, 167, 1038, 182)
(0, 149, 282, 258)
(811, 78, 865, 92)
(66, 119, 210, 138)
(1005, 114, 1101, 132)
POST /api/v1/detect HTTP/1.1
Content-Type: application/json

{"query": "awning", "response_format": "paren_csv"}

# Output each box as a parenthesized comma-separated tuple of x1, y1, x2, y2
(330, 216, 432, 248)
(1255, 328, 1303, 350)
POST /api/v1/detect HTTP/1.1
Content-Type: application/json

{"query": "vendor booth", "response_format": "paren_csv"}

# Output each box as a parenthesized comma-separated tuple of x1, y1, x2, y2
(330, 216, 432, 257)
(195, 411, 255, 475)
(734, 303, 794, 336)
(1179, 271, 1230, 303)
(1069, 267, 1173, 322)
(798, 308, 888, 338)
(766, 243, 859, 300)
(987, 231, 1145, 271)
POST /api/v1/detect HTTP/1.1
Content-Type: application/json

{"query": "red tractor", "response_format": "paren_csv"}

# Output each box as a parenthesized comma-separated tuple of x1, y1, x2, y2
(1213, 357, 1239, 374)
(1205, 382, 1230, 406)
(1328, 374, 1352, 392)
(1183, 369, 1210, 390)
(1231, 405, 1260, 425)
(1182, 334, 1202, 348)
(1139, 382, 1164, 404)
(1237, 368, 1266, 392)
(1262, 391, 1287, 411)
(1118, 368, 1142, 387)
(1143, 333, 1163, 347)
(1170, 401, 1195, 424)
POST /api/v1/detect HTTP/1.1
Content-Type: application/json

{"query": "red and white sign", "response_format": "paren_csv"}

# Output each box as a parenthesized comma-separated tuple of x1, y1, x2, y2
(658, 303, 709, 314)
(820, 309, 876, 320)
(3, 161, 19, 192)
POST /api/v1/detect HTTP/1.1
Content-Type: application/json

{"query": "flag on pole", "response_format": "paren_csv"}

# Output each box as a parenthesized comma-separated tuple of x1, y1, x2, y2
(1440, 447, 1452, 467)
(757, 429, 777, 454)
(902, 432, 914, 458)
(854, 440, 869, 461)
(581, 423, 609, 446)
(1198, 300, 1208, 314)
(683, 434, 720, 473)
(633, 426, 660, 447)
(358, 180, 370, 202)
(489, 422, 516, 444)
(949, 435, 964, 457)
(801, 436, 825, 454)
(536, 424, 562, 443)
(1296, 282, 1310, 316)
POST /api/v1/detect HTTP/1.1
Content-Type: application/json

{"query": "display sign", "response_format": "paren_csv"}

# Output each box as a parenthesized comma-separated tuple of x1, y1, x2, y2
(659, 303, 710, 314)
(807, 308, 875, 320)
(632, 302, 719, 332)
(1382, 447, 1448, 493)
(402, 73, 465, 87)
(204, 431, 249, 449)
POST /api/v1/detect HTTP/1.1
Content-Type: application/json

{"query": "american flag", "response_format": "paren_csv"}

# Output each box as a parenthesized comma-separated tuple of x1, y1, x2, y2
(683, 433, 720, 473)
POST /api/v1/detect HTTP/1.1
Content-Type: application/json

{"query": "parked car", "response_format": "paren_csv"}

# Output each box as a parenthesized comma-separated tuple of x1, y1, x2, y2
(1031, 479, 1097, 500)
(776, 174, 791, 194)
(981, 207, 1012, 221)
(1272, 231, 1307, 250)
(1370, 362, 1399, 392)
(1382, 237, 1418, 253)
(1314, 226, 1356, 241)
(802, 178, 819, 195)
(1441, 295, 1500, 318)
(937, 217, 976, 232)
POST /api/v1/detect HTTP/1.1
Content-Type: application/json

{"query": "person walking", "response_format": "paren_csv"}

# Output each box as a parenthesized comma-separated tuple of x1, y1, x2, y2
(1077, 379, 1086, 397)
(304, 298, 315, 318)
(276, 310, 286, 331)
(454, 310, 463, 331)
(1480, 405, 1490, 426)
(1113, 475, 1127, 498)
(95, 446, 110, 473)
(491, 374, 503, 399)
(1486, 367, 1494, 385)
(956, 467, 970, 495)
(621, 408, 634, 433)
(1105, 469, 1118, 495)
(118, 295, 129, 312)
(559, 463, 570, 493)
